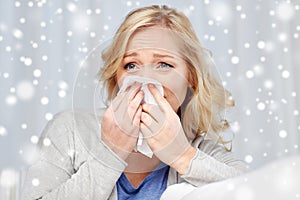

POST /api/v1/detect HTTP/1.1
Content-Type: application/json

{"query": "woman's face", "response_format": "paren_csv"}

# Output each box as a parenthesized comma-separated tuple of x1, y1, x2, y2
(116, 27, 189, 112)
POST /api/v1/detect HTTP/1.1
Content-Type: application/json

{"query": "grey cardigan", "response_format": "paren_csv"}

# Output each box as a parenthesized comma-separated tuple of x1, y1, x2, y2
(22, 109, 247, 200)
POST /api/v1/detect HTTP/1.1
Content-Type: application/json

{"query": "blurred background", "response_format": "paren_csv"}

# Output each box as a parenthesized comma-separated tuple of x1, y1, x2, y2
(0, 0, 299, 197)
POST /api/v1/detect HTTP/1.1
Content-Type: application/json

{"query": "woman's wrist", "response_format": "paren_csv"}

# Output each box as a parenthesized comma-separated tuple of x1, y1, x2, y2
(101, 135, 132, 161)
(170, 146, 197, 175)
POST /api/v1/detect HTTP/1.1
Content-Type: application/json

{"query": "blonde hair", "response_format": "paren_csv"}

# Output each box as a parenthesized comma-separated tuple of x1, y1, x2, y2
(99, 5, 234, 151)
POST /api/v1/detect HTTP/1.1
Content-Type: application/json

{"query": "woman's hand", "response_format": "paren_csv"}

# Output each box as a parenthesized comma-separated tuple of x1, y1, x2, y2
(101, 83, 144, 161)
(140, 84, 197, 174)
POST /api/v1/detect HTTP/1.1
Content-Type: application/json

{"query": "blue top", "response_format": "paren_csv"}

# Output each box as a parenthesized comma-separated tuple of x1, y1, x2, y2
(116, 163, 170, 200)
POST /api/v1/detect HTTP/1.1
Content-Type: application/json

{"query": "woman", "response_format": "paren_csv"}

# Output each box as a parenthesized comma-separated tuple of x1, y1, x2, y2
(22, 5, 247, 200)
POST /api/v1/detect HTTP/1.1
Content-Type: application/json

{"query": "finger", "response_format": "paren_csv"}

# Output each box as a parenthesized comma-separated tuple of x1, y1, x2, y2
(148, 84, 170, 111)
(140, 112, 161, 136)
(113, 83, 141, 114)
(128, 90, 144, 121)
(142, 104, 164, 122)
(140, 122, 153, 139)
(111, 91, 126, 112)
(112, 82, 141, 112)
(112, 83, 143, 135)
(140, 112, 154, 127)
(132, 105, 142, 127)
(125, 82, 142, 101)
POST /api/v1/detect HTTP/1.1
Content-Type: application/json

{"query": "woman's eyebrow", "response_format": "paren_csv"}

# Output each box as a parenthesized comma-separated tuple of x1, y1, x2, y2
(153, 53, 175, 59)
(124, 52, 137, 58)
(124, 52, 176, 59)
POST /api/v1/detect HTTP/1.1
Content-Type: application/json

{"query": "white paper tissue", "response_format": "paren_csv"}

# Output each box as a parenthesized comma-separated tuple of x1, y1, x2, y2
(118, 75, 164, 158)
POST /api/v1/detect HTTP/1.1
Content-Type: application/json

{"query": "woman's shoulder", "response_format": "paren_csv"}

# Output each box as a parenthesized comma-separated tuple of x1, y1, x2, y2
(192, 135, 229, 156)
(39, 108, 107, 142)
(50, 108, 107, 125)
(37, 108, 108, 162)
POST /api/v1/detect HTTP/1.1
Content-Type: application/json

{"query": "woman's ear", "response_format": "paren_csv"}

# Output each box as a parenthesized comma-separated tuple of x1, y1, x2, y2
(186, 71, 193, 89)
(187, 79, 193, 89)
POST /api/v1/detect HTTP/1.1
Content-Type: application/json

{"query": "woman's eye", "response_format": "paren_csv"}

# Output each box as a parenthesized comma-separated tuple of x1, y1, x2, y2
(158, 62, 173, 69)
(124, 63, 137, 71)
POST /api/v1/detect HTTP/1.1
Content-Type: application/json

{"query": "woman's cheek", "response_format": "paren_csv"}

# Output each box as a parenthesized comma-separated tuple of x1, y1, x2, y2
(163, 86, 184, 112)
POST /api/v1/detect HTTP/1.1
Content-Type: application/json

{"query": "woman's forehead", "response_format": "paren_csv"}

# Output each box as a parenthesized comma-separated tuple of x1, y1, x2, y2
(124, 48, 182, 60)
(126, 27, 182, 54)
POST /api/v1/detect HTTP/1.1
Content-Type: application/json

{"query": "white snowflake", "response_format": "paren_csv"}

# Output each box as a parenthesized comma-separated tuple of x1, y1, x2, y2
(67, 2, 77, 13)
(245, 155, 253, 163)
(5, 95, 17, 105)
(257, 41, 265, 49)
(33, 69, 42, 78)
(276, 2, 295, 21)
(45, 113, 53, 121)
(236, 5, 242, 11)
(43, 138, 51, 146)
(16, 81, 35, 100)
(126, 1, 132, 6)
(231, 56, 239, 64)
(257, 102, 266, 111)
(15, 1, 21, 7)
(0, 126, 7, 136)
(30, 135, 39, 144)
(21, 123, 27, 130)
(12, 29, 23, 39)
(32, 178, 40, 186)
(40, 97, 49, 105)
(244, 42, 250, 48)
(279, 130, 287, 138)
(245, 70, 254, 79)
(95, 8, 101, 14)
(103, 25, 109, 30)
(282, 70, 290, 79)
(264, 80, 274, 90)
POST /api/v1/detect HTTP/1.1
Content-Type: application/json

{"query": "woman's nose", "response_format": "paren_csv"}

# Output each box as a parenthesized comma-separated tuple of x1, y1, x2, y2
(136, 66, 157, 80)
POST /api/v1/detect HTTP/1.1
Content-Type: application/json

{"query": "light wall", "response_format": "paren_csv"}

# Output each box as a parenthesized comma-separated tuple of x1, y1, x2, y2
(0, 0, 299, 173)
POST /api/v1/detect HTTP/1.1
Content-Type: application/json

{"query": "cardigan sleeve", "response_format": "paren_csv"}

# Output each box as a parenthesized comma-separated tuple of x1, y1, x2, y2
(21, 111, 126, 200)
(180, 139, 248, 186)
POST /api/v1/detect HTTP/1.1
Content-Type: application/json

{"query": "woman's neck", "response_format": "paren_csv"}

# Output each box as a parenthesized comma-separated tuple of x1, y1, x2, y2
(124, 152, 161, 174)
(124, 152, 161, 188)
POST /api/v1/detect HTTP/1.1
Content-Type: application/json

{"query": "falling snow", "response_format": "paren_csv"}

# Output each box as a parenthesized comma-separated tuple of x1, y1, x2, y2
(43, 138, 51, 146)
(16, 81, 35, 100)
(5, 95, 17, 105)
(0, 126, 7, 136)
(282, 70, 290, 79)
(257, 102, 266, 111)
(31, 178, 40, 186)
(0, 1, 300, 196)
(257, 41, 265, 49)
(231, 56, 239, 64)
(276, 2, 295, 21)
(245, 155, 253, 163)
(45, 113, 53, 120)
(33, 69, 42, 78)
(30, 135, 39, 144)
(40, 97, 49, 105)
(279, 130, 288, 138)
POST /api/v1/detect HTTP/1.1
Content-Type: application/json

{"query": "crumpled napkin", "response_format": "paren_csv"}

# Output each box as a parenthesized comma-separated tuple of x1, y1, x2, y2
(118, 75, 164, 158)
